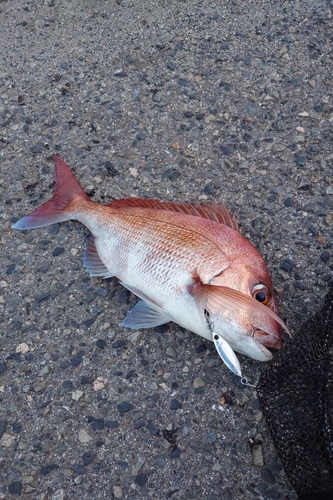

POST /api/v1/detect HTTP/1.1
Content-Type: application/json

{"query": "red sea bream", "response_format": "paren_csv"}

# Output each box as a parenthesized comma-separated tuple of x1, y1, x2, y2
(13, 155, 289, 376)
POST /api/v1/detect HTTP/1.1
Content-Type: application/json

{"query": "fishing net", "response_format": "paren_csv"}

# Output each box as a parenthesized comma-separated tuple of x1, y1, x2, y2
(257, 286, 333, 500)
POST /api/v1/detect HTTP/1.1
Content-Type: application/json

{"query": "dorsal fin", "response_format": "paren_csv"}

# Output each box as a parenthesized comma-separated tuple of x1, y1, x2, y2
(106, 198, 240, 233)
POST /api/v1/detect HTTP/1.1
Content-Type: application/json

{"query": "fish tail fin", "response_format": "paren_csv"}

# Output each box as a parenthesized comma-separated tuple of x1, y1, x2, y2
(13, 155, 90, 230)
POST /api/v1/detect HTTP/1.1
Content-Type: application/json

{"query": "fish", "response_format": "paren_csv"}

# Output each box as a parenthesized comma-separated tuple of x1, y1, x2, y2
(13, 155, 289, 376)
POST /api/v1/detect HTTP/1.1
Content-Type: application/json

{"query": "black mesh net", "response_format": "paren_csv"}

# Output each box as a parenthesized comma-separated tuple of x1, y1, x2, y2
(257, 286, 333, 500)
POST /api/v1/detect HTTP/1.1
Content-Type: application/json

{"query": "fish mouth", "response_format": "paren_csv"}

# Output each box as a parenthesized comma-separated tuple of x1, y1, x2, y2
(253, 329, 282, 350)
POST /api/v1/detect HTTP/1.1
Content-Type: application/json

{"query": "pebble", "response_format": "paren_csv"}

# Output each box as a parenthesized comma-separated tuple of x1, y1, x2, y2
(12, 422, 22, 434)
(70, 350, 85, 367)
(40, 464, 59, 475)
(252, 444, 264, 466)
(52, 247, 65, 257)
(261, 468, 276, 484)
(72, 389, 83, 401)
(16, 342, 30, 354)
(170, 399, 182, 410)
(8, 481, 22, 495)
(0, 420, 7, 437)
(135, 473, 148, 487)
(93, 377, 107, 391)
(0, 433, 15, 447)
(193, 377, 205, 388)
(51, 490, 65, 500)
(117, 401, 134, 413)
(82, 452, 94, 465)
(169, 447, 181, 458)
(78, 429, 92, 443)
(113, 485, 123, 498)
(105, 420, 119, 428)
(320, 252, 330, 263)
(91, 418, 105, 430)
(131, 456, 145, 476)
(280, 259, 294, 273)
(0, 362, 7, 374)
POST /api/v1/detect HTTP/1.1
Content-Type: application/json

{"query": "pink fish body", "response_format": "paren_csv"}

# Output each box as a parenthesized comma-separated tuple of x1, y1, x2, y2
(13, 155, 289, 368)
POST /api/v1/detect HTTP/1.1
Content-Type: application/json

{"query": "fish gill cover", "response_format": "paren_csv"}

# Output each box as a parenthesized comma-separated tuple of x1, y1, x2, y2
(257, 286, 333, 500)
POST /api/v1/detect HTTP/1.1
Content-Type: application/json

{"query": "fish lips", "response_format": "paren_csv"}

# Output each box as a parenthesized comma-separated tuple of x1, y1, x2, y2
(253, 327, 282, 350)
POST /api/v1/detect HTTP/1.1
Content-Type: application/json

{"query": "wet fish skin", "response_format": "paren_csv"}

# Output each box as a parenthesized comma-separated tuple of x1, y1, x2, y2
(13, 155, 289, 363)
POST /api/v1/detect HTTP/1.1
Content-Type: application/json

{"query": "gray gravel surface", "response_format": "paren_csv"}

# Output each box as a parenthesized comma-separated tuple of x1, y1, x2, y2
(1, 0, 333, 499)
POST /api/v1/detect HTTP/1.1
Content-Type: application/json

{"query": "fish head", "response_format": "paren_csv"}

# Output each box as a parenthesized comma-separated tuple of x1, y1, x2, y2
(195, 254, 287, 361)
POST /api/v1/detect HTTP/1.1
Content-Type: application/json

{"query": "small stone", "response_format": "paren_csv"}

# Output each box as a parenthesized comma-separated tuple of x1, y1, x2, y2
(219, 145, 232, 155)
(96, 339, 107, 349)
(72, 390, 83, 401)
(52, 247, 64, 257)
(153, 455, 165, 467)
(129, 167, 138, 178)
(0, 362, 7, 374)
(112, 339, 127, 348)
(40, 464, 59, 475)
(78, 429, 92, 443)
(193, 377, 205, 388)
(0, 433, 15, 447)
(131, 456, 145, 476)
(0, 421, 7, 437)
(16, 342, 30, 354)
(320, 251, 330, 263)
(295, 156, 306, 167)
(117, 401, 134, 413)
(169, 447, 181, 458)
(113, 485, 123, 498)
(114, 70, 128, 77)
(82, 452, 94, 465)
(261, 468, 276, 484)
(105, 420, 119, 428)
(34, 382, 45, 392)
(35, 292, 49, 303)
(280, 259, 294, 273)
(8, 481, 22, 495)
(252, 444, 264, 466)
(298, 177, 311, 188)
(170, 399, 182, 410)
(91, 418, 105, 430)
(70, 350, 85, 367)
(81, 376, 92, 385)
(63, 380, 73, 389)
(153, 91, 162, 102)
(284, 197, 294, 207)
(292, 135, 305, 143)
(254, 411, 263, 422)
(93, 377, 107, 391)
(135, 473, 148, 487)
(51, 489, 65, 500)
(63, 468, 73, 478)
(12, 422, 22, 434)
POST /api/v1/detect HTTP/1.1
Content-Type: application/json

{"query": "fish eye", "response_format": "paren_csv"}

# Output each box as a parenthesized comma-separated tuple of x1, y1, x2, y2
(252, 284, 269, 305)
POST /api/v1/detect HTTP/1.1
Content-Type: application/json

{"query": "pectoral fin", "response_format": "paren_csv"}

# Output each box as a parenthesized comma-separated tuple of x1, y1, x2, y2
(84, 235, 113, 278)
(189, 282, 290, 336)
(213, 332, 242, 377)
(122, 300, 172, 329)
